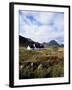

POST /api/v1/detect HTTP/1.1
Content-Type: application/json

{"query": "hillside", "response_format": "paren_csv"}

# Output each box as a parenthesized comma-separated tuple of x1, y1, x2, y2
(19, 35, 63, 48)
(19, 35, 35, 47)
(43, 40, 60, 48)
(48, 40, 60, 47)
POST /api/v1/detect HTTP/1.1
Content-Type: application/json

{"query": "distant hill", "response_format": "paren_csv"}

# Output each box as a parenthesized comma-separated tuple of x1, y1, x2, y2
(19, 35, 63, 48)
(43, 40, 60, 48)
(60, 44, 64, 47)
(48, 40, 60, 47)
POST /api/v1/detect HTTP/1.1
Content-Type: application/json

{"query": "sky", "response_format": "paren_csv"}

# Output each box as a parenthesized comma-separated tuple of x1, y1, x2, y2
(19, 10, 64, 44)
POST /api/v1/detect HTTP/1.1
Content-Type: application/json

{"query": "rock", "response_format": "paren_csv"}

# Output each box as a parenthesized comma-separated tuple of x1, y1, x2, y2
(38, 64, 42, 70)
(31, 63, 33, 67)
(20, 65, 24, 69)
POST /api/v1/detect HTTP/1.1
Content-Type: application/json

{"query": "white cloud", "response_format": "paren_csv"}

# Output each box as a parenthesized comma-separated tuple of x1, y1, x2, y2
(20, 24, 64, 43)
(19, 11, 64, 44)
(35, 12, 55, 25)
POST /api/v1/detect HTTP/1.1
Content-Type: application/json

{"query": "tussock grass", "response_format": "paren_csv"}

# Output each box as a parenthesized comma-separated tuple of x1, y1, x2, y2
(19, 47, 64, 79)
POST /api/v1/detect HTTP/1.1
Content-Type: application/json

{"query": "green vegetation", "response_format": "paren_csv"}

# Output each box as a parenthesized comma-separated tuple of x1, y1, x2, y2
(19, 47, 64, 79)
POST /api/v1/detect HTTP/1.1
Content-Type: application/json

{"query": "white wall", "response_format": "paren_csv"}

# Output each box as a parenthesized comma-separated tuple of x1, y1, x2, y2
(0, 0, 71, 89)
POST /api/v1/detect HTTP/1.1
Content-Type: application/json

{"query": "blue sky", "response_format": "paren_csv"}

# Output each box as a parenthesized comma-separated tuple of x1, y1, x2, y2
(19, 10, 64, 44)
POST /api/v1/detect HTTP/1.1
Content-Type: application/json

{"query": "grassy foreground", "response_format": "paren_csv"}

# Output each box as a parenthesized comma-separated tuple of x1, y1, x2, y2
(19, 47, 64, 79)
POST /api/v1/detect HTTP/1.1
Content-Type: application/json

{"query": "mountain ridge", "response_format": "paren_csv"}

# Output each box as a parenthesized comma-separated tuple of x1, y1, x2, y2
(19, 35, 64, 47)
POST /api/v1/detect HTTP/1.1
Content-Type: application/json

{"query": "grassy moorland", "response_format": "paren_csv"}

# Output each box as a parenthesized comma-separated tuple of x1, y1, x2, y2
(19, 47, 64, 79)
